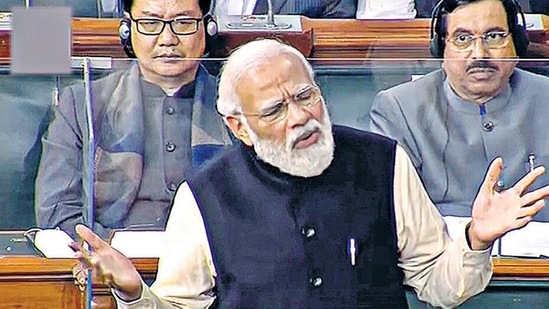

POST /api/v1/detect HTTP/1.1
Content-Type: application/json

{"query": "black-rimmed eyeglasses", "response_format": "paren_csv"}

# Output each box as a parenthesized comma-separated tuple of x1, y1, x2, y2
(129, 14, 203, 35)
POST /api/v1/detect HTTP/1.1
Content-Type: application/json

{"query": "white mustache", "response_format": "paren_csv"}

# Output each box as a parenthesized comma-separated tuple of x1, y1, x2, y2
(287, 120, 322, 150)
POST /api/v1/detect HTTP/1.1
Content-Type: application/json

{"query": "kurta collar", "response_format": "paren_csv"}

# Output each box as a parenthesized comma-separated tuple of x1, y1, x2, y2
(443, 73, 512, 115)
(140, 77, 196, 99)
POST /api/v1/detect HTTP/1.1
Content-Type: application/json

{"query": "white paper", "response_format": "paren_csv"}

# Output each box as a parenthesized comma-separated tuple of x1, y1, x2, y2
(499, 222, 549, 258)
(0, 13, 10, 30)
(110, 231, 167, 258)
(523, 14, 543, 31)
(33, 229, 75, 258)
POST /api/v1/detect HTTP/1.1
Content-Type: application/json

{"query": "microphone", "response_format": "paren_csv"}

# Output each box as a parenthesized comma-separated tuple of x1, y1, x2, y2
(266, 0, 275, 26)
(222, 0, 293, 31)
(265, 0, 290, 30)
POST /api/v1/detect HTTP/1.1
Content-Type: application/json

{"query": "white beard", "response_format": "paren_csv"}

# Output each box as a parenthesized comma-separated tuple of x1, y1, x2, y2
(242, 105, 335, 178)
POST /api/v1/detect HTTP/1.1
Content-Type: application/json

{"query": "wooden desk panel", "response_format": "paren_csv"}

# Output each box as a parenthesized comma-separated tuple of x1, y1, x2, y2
(0, 256, 157, 309)
(0, 256, 84, 309)
(493, 258, 549, 279)
(0, 281, 82, 309)
(0, 256, 548, 308)
(1, 16, 549, 62)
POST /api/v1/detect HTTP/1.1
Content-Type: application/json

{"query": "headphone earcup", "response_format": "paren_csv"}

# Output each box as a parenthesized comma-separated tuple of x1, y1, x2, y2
(512, 25, 529, 58)
(429, 0, 445, 58)
(429, 32, 445, 58)
(203, 14, 218, 54)
(119, 18, 136, 58)
(430, 33, 441, 58)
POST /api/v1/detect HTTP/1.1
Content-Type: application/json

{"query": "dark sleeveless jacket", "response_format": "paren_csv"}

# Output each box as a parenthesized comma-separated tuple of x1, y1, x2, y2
(188, 125, 407, 308)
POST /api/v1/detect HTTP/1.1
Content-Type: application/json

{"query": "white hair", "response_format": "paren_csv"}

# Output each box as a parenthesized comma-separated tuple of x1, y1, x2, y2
(216, 39, 315, 118)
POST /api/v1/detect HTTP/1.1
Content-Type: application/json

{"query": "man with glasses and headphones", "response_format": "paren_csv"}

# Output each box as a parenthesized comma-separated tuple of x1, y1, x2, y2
(369, 0, 549, 221)
(35, 0, 232, 239)
(69, 39, 549, 308)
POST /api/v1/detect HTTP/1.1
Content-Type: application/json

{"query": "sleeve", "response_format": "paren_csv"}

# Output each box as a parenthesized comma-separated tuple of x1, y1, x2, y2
(368, 90, 423, 171)
(393, 145, 493, 308)
(323, 0, 357, 17)
(115, 182, 216, 309)
(34, 86, 110, 238)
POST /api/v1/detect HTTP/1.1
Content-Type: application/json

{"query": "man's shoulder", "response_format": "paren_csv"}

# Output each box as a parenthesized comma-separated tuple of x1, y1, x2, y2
(372, 70, 444, 116)
(381, 69, 444, 96)
(512, 68, 549, 88)
(189, 144, 241, 177)
(64, 65, 133, 97)
(332, 126, 398, 172)
(333, 125, 397, 150)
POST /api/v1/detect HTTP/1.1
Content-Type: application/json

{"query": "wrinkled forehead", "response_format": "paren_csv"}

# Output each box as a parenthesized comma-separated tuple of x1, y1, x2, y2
(240, 54, 312, 89)
(446, 0, 509, 35)
(234, 54, 312, 111)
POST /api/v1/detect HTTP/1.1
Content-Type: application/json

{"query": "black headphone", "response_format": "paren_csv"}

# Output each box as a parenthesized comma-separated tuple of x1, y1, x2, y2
(429, 0, 529, 58)
(118, 2, 218, 58)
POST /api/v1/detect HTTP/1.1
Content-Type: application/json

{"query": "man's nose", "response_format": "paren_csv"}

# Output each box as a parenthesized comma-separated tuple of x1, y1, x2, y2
(157, 24, 179, 46)
(470, 38, 488, 59)
(286, 101, 313, 128)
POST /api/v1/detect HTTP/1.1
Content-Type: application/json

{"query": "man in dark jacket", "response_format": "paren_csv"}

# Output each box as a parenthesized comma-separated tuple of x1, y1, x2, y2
(72, 39, 549, 308)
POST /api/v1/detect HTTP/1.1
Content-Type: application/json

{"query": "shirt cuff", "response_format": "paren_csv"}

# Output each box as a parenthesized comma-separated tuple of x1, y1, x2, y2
(112, 281, 155, 309)
(459, 225, 493, 264)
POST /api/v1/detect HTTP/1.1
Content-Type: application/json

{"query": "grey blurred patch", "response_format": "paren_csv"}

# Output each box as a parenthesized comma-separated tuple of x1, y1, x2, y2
(10, 7, 71, 75)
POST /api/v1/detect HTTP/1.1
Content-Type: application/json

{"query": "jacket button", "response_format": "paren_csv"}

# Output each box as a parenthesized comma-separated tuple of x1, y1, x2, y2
(166, 106, 175, 115)
(165, 141, 176, 152)
(301, 227, 315, 238)
(167, 183, 177, 191)
(310, 277, 322, 287)
(483, 121, 494, 132)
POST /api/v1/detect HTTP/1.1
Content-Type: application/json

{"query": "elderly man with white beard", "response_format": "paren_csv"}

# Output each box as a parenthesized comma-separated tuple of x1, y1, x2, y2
(71, 39, 549, 309)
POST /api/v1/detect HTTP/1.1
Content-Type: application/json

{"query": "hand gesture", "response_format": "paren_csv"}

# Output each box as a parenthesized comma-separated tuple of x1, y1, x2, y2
(468, 157, 549, 250)
(70, 224, 143, 302)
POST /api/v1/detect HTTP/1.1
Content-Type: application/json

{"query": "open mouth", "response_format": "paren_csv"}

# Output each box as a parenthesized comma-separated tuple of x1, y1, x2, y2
(292, 129, 320, 149)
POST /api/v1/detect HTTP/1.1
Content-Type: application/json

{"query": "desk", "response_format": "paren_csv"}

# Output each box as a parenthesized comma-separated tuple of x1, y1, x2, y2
(459, 259, 549, 308)
(1, 256, 548, 308)
(1, 16, 549, 60)
(0, 256, 156, 309)
(0, 256, 84, 309)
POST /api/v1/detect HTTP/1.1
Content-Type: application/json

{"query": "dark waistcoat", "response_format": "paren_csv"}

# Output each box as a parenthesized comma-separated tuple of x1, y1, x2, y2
(188, 125, 407, 308)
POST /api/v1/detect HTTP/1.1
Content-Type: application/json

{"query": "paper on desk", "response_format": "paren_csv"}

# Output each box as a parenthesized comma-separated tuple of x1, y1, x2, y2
(110, 231, 166, 258)
(0, 13, 10, 30)
(499, 222, 549, 258)
(523, 14, 544, 31)
(443, 216, 499, 256)
(33, 229, 75, 258)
